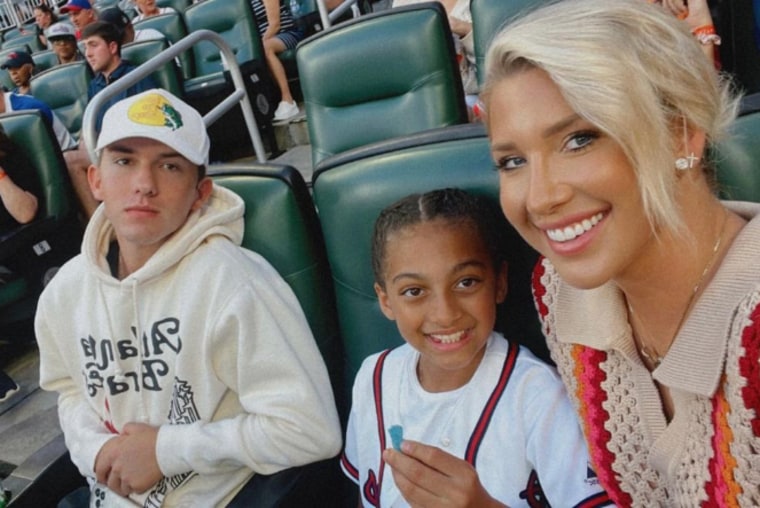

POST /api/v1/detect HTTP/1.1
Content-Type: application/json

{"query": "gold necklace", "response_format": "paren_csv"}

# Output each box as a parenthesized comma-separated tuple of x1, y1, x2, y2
(627, 211, 728, 369)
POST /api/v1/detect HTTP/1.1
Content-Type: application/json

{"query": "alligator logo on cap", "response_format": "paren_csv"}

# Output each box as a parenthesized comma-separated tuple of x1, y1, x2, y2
(127, 92, 183, 131)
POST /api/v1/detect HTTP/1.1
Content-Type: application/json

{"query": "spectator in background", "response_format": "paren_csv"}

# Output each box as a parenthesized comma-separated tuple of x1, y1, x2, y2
(45, 22, 85, 65)
(33, 4, 58, 48)
(99, 7, 166, 44)
(0, 122, 41, 405)
(1, 51, 35, 95)
(651, 0, 720, 65)
(252, 0, 305, 122)
(60, 0, 98, 40)
(0, 91, 76, 152)
(132, 0, 176, 21)
(63, 21, 158, 219)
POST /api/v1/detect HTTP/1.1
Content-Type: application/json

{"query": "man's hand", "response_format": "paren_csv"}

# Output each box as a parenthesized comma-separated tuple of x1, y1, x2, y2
(94, 423, 163, 497)
(382, 440, 507, 508)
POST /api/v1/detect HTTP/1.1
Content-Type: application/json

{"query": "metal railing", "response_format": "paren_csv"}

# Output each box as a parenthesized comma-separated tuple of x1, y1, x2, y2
(315, 0, 361, 29)
(0, 0, 59, 32)
(82, 29, 268, 164)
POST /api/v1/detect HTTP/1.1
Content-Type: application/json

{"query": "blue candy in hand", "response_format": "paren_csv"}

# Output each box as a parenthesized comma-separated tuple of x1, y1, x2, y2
(389, 425, 404, 451)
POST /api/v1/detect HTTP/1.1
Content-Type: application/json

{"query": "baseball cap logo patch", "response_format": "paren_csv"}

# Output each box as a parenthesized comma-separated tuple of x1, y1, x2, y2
(127, 93, 184, 131)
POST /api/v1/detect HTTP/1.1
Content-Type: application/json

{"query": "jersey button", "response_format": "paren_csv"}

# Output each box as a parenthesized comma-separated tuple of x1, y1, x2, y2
(440, 437, 451, 448)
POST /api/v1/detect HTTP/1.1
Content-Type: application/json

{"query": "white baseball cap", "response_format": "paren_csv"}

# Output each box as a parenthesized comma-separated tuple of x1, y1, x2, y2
(96, 90, 210, 167)
(45, 22, 76, 41)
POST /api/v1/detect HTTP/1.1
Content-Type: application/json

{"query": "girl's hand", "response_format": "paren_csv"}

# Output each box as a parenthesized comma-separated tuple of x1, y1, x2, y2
(383, 440, 507, 508)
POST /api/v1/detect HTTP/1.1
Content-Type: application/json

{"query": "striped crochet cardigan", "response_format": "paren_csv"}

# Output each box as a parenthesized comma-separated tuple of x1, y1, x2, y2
(532, 202, 760, 507)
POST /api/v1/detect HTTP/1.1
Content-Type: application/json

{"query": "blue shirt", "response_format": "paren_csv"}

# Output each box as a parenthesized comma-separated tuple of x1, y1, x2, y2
(87, 59, 158, 132)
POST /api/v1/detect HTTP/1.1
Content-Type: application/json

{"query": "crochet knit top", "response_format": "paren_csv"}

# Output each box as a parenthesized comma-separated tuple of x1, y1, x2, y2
(532, 201, 760, 507)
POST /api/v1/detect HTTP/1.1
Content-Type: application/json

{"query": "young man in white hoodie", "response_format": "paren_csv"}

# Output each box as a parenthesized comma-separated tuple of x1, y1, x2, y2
(35, 89, 342, 507)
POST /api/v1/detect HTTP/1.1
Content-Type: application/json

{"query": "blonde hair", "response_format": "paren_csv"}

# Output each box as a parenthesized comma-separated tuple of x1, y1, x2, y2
(482, 0, 740, 233)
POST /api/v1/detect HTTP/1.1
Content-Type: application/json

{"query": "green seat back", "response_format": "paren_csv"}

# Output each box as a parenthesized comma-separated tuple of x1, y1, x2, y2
(0, 45, 31, 91)
(211, 164, 346, 418)
(471, 0, 549, 86)
(297, 3, 468, 167)
(312, 124, 544, 398)
(715, 109, 760, 202)
(0, 111, 80, 319)
(2, 31, 43, 52)
(122, 38, 182, 97)
(31, 49, 59, 74)
(182, 0, 263, 83)
(156, 0, 193, 12)
(133, 11, 195, 80)
(29, 61, 92, 138)
(0, 111, 72, 219)
(93, 0, 121, 10)
(0, 276, 30, 309)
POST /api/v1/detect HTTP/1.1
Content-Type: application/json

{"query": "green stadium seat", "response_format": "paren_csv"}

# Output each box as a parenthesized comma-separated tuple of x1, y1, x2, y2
(715, 106, 760, 202)
(29, 61, 92, 139)
(209, 163, 352, 506)
(133, 11, 195, 80)
(471, 0, 549, 86)
(156, 0, 192, 12)
(297, 2, 469, 167)
(92, 0, 121, 11)
(311, 123, 545, 403)
(181, 0, 267, 96)
(122, 38, 183, 97)
(210, 164, 345, 417)
(31, 49, 59, 74)
(0, 110, 82, 338)
(1, 31, 44, 52)
(181, 0, 279, 160)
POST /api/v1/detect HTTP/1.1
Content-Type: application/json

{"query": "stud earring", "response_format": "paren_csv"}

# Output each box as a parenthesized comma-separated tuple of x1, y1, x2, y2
(675, 152, 699, 171)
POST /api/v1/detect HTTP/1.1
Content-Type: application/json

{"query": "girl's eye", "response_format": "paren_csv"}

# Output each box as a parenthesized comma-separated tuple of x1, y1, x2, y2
(566, 131, 598, 152)
(494, 155, 526, 172)
(400, 287, 423, 298)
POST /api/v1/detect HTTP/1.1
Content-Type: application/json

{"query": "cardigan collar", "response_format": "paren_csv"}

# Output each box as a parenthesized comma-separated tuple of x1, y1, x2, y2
(552, 201, 760, 397)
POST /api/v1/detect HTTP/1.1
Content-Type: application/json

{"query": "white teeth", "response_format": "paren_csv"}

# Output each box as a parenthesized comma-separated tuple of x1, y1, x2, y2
(431, 331, 464, 344)
(546, 213, 604, 243)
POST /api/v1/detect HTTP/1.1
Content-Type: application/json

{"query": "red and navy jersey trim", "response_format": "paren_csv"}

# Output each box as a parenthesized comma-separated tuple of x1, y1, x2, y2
(572, 491, 613, 507)
(370, 349, 392, 502)
(465, 339, 519, 466)
(340, 452, 359, 481)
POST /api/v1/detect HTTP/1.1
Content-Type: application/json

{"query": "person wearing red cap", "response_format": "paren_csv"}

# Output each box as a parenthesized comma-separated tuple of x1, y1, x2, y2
(60, 0, 97, 40)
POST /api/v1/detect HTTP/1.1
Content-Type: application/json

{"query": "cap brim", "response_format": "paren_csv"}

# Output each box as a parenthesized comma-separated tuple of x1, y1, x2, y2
(96, 132, 207, 166)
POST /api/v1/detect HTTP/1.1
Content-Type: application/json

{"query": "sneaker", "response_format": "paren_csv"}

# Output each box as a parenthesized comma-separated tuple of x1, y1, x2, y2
(0, 372, 19, 403)
(273, 100, 299, 122)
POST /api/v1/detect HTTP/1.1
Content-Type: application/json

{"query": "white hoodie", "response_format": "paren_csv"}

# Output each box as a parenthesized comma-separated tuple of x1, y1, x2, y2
(36, 186, 342, 507)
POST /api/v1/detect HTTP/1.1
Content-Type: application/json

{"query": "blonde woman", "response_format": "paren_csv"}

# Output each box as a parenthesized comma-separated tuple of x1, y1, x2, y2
(483, 0, 758, 505)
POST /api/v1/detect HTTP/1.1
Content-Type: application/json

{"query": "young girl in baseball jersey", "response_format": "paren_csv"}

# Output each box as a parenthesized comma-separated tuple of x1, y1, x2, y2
(340, 188, 611, 507)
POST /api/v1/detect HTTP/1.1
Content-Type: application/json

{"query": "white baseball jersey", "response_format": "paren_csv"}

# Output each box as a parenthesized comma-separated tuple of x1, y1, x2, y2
(341, 333, 612, 507)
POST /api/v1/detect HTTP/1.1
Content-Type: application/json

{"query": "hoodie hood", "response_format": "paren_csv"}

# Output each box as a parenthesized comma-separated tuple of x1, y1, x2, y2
(83, 184, 245, 283)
